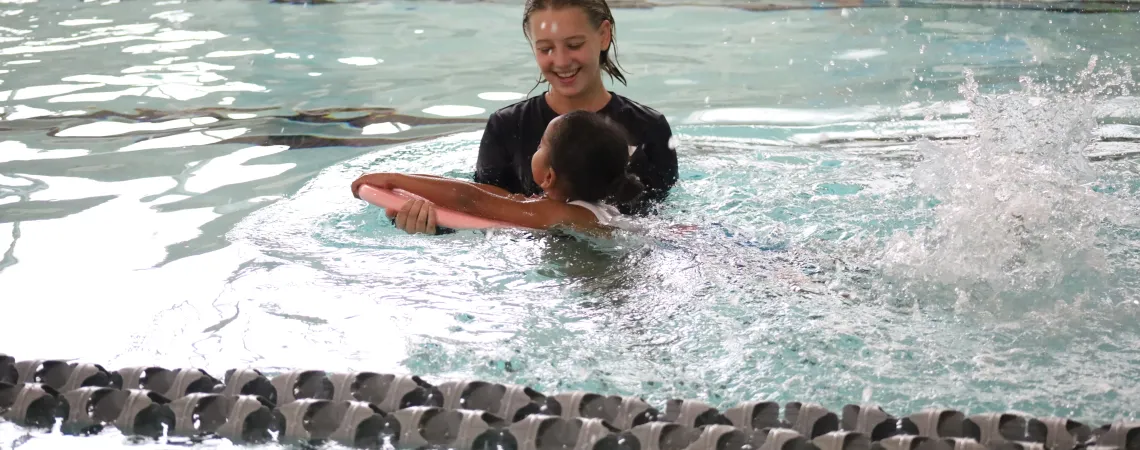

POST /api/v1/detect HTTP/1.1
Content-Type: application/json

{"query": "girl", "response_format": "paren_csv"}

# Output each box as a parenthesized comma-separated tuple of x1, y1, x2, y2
(352, 110, 643, 234)
(387, 0, 677, 235)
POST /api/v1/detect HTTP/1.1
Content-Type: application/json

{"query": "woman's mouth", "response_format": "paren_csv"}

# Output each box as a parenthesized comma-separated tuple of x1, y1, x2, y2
(554, 68, 579, 85)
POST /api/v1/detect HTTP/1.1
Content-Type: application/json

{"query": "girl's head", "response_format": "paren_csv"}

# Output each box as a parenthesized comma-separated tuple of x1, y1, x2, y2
(523, 0, 627, 99)
(531, 110, 644, 205)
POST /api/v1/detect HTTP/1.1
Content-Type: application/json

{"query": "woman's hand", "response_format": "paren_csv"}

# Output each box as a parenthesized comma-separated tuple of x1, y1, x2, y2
(388, 198, 438, 235)
(350, 173, 393, 198)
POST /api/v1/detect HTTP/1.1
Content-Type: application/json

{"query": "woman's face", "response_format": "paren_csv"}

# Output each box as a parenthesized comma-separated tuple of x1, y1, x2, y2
(527, 7, 611, 99)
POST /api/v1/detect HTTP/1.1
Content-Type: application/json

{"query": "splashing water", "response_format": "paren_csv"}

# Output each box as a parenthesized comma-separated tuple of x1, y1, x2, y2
(877, 56, 1138, 312)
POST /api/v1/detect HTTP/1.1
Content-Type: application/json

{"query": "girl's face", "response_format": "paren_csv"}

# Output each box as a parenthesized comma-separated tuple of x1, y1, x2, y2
(531, 118, 565, 201)
(527, 7, 611, 99)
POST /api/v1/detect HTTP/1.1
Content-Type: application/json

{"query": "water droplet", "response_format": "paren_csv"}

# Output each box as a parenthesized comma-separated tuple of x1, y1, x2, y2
(884, 57, 1137, 301)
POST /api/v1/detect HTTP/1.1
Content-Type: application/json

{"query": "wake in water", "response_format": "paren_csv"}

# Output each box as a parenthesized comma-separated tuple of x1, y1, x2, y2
(869, 56, 1140, 314)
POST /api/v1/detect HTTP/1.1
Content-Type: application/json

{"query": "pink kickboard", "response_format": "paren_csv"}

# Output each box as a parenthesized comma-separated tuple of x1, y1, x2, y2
(357, 184, 523, 230)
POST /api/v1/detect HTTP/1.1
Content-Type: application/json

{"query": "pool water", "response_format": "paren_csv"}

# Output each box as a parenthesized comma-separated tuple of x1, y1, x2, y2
(1, 0, 1139, 448)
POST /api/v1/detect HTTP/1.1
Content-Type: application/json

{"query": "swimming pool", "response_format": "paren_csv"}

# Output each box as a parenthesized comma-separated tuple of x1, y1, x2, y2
(1, 0, 1139, 447)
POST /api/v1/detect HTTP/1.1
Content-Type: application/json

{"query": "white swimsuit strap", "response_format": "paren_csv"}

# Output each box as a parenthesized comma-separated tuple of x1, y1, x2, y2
(567, 200, 618, 226)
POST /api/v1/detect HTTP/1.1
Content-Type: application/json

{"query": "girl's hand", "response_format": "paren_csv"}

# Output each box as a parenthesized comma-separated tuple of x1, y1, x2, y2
(350, 174, 392, 198)
(391, 198, 438, 235)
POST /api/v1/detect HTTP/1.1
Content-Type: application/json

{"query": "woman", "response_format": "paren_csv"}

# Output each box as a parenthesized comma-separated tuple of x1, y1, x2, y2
(387, 0, 678, 235)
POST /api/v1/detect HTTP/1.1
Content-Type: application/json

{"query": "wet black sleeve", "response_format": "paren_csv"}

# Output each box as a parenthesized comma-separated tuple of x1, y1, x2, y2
(473, 114, 522, 194)
(624, 116, 679, 215)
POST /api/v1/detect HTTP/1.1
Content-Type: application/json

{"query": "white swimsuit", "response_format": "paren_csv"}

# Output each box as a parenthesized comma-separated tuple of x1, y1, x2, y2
(567, 200, 639, 231)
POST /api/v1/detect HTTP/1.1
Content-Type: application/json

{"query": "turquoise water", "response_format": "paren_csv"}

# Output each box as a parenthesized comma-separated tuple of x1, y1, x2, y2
(2, 0, 1140, 447)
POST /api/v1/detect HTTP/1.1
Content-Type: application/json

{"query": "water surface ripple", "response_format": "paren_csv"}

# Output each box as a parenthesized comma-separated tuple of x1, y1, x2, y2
(0, 2, 1139, 448)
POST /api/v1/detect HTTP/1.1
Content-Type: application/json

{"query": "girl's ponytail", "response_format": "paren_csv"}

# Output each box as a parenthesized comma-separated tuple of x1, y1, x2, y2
(608, 172, 645, 206)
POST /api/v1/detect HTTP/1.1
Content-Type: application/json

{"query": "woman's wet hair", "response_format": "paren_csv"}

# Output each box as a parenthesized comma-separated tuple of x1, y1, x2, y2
(523, 0, 629, 86)
(546, 110, 644, 205)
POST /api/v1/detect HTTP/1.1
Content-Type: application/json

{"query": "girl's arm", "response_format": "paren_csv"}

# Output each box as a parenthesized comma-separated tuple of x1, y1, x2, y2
(404, 174, 518, 198)
(351, 173, 599, 231)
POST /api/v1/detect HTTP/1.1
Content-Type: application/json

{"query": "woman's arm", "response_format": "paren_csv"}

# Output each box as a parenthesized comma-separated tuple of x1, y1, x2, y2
(625, 117, 679, 215)
(352, 174, 598, 231)
(473, 115, 523, 194)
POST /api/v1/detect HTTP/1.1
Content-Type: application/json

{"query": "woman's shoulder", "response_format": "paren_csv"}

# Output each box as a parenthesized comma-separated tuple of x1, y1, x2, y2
(607, 93, 672, 138)
(609, 93, 667, 122)
(488, 94, 545, 123)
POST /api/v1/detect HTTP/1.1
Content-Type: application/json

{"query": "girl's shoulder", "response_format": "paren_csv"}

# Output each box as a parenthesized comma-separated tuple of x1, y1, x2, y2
(513, 196, 605, 231)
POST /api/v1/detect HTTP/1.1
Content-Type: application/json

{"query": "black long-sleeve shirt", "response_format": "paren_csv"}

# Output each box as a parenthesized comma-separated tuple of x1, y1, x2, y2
(473, 92, 678, 216)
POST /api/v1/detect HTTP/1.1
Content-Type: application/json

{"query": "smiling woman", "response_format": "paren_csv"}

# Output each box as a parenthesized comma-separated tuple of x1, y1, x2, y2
(375, 0, 679, 235)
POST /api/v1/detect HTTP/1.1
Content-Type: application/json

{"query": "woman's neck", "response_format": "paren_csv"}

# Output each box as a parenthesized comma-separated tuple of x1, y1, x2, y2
(545, 81, 612, 115)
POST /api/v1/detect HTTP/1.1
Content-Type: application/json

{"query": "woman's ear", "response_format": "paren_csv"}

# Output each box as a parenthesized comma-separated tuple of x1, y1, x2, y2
(599, 20, 612, 52)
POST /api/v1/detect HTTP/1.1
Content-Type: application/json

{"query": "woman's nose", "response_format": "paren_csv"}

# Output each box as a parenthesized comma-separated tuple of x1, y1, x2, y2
(552, 48, 572, 68)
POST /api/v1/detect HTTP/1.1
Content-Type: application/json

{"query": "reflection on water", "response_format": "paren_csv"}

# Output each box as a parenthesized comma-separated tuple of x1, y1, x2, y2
(0, 1, 1139, 448)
